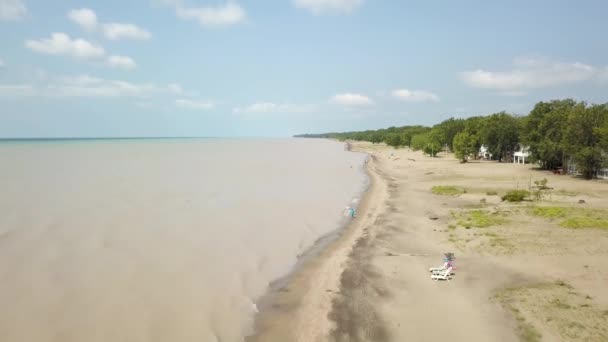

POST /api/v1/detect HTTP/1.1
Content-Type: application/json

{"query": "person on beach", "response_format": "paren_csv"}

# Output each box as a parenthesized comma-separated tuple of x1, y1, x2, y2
(349, 207, 356, 218)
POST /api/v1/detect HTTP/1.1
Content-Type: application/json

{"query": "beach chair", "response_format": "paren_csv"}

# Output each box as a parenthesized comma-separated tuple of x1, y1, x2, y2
(431, 267, 453, 281)
(429, 260, 455, 274)
(429, 262, 449, 273)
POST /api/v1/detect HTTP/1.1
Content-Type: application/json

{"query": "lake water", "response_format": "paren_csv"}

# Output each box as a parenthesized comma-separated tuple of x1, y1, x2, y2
(0, 138, 367, 342)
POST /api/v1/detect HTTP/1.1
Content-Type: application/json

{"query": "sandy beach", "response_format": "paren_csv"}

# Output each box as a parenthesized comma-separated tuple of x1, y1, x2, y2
(250, 141, 608, 342)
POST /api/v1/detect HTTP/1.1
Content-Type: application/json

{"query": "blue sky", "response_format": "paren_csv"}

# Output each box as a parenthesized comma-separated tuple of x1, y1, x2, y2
(1, 0, 607, 137)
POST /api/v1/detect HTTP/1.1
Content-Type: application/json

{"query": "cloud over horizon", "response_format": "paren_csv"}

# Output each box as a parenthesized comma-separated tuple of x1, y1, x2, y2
(460, 57, 604, 94)
(233, 102, 315, 115)
(0, 73, 197, 100)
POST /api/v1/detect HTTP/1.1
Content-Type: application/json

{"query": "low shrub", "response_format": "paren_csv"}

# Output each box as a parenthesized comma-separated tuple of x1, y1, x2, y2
(431, 185, 465, 196)
(502, 190, 530, 202)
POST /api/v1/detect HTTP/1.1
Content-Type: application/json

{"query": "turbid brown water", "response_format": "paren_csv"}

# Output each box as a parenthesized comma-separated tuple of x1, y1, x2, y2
(0, 138, 367, 342)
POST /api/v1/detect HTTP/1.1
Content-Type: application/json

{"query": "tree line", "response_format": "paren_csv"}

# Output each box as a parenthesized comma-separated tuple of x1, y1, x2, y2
(295, 99, 608, 179)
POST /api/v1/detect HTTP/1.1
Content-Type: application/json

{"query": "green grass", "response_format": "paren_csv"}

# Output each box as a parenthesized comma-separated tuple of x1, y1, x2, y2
(529, 206, 608, 229)
(431, 185, 466, 196)
(494, 282, 608, 341)
(560, 217, 608, 229)
(531, 206, 568, 218)
(457, 210, 507, 228)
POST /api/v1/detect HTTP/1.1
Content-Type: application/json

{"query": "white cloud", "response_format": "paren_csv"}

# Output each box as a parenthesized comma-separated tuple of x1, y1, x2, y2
(392, 89, 440, 103)
(168, 83, 183, 94)
(0, 0, 27, 21)
(68, 8, 151, 41)
(25, 33, 105, 59)
(599, 67, 608, 83)
(103, 23, 151, 41)
(175, 2, 246, 27)
(49, 75, 155, 97)
(460, 57, 600, 93)
(0, 75, 156, 98)
(107, 55, 137, 69)
(293, 0, 362, 14)
(330, 93, 373, 106)
(0, 84, 34, 96)
(233, 102, 315, 114)
(176, 98, 214, 110)
(68, 8, 98, 31)
(0, 73, 207, 102)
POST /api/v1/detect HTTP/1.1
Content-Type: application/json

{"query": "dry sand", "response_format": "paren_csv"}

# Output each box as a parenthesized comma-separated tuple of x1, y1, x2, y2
(250, 141, 608, 342)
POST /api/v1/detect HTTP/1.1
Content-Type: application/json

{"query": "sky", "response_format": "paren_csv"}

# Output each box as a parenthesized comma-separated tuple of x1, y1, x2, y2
(1, 0, 608, 137)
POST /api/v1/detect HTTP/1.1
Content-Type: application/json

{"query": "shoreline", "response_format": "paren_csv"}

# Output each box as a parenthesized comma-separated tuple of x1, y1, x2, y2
(250, 141, 608, 341)
(248, 149, 387, 342)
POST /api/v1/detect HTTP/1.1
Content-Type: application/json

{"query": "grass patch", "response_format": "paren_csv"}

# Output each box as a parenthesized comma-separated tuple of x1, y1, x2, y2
(456, 210, 507, 228)
(495, 291, 542, 342)
(531, 206, 569, 218)
(561, 217, 608, 229)
(494, 282, 608, 342)
(502, 189, 530, 202)
(529, 206, 608, 229)
(486, 190, 498, 196)
(431, 185, 466, 196)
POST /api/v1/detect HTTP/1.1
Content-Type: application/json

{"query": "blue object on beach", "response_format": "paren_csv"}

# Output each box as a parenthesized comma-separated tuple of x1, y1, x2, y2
(349, 207, 356, 218)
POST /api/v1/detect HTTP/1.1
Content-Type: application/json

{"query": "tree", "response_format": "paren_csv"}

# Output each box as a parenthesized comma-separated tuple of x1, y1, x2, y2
(432, 118, 465, 151)
(385, 133, 403, 148)
(410, 133, 428, 151)
(521, 99, 575, 169)
(452, 131, 476, 162)
(479, 112, 520, 162)
(411, 132, 441, 156)
(423, 138, 442, 157)
(564, 103, 608, 179)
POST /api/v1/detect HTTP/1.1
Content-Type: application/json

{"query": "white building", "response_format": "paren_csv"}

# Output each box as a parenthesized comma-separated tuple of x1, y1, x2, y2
(478, 145, 492, 159)
(513, 146, 530, 164)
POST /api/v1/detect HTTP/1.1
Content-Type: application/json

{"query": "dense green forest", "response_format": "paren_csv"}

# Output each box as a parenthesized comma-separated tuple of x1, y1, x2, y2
(295, 99, 608, 179)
